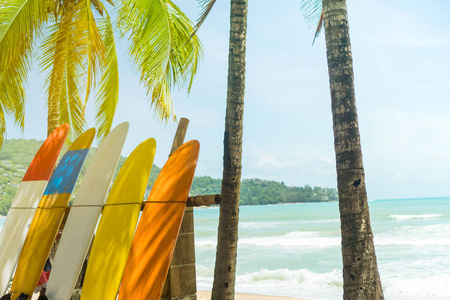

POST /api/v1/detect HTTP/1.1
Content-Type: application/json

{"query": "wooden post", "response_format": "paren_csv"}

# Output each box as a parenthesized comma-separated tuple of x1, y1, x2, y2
(170, 118, 190, 156)
(160, 117, 198, 300)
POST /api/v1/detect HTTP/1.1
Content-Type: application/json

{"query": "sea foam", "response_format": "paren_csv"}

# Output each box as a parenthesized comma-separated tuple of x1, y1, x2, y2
(196, 267, 342, 300)
(195, 231, 340, 248)
(390, 214, 443, 220)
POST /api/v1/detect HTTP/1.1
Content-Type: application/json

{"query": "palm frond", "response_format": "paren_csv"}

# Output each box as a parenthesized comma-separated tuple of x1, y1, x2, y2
(80, 0, 106, 103)
(0, 104, 6, 148)
(117, 0, 172, 120)
(300, 0, 323, 44)
(312, 10, 323, 45)
(40, 7, 87, 142)
(0, 63, 26, 129)
(118, 0, 171, 82)
(62, 19, 88, 142)
(94, 13, 119, 141)
(117, 0, 202, 122)
(0, 0, 50, 134)
(91, 0, 106, 16)
(191, 0, 216, 37)
(0, 69, 22, 148)
(0, 0, 49, 65)
(150, 76, 173, 121)
(166, 0, 203, 93)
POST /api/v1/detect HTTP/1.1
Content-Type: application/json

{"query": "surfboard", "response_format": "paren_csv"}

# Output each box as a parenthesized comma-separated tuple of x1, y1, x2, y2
(80, 138, 157, 300)
(9, 128, 95, 300)
(118, 140, 199, 300)
(0, 124, 69, 295)
(45, 123, 129, 300)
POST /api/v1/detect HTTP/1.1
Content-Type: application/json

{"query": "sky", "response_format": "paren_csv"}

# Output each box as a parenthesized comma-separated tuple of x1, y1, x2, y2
(4, 0, 450, 200)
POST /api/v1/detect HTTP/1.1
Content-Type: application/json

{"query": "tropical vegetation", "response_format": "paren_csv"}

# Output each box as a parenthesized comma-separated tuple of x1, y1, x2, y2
(0, 139, 337, 216)
(0, 0, 202, 144)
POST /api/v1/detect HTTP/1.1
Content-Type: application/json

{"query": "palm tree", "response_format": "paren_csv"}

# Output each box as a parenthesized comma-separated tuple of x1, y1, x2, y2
(301, 0, 384, 298)
(186, 1, 247, 298)
(0, 0, 202, 143)
(209, 0, 248, 298)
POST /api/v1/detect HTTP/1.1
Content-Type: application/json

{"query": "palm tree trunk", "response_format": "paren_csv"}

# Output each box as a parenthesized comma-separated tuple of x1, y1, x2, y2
(211, 0, 248, 299)
(322, 0, 384, 299)
(47, 14, 70, 137)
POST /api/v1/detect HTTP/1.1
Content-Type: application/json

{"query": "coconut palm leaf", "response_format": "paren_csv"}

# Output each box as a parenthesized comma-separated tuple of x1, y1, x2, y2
(0, 0, 49, 66)
(166, 1, 202, 93)
(40, 0, 110, 141)
(117, 0, 202, 122)
(95, 13, 119, 141)
(300, 0, 323, 44)
(0, 64, 25, 146)
(0, 104, 6, 147)
(60, 23, 88, 141)
(92, 0, 106, 16)
(0, 64, 26, 128)
(118, 0, 170, 83)
(191, 0, 216, 37)
(0, 0, 50, 145)
(81, 0, 106, 103)
(40, 7, 87, 142)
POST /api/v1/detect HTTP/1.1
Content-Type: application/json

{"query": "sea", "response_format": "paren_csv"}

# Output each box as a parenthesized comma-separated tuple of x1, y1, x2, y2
(193, 197, 450, 300)
(1, 197, 449, 299)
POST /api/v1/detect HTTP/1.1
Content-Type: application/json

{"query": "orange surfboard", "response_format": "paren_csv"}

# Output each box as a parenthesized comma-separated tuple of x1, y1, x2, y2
(118, 140, 199, 300)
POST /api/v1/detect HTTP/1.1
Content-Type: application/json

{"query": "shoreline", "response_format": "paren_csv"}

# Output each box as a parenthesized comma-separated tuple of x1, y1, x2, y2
(197, 290, 310, 300)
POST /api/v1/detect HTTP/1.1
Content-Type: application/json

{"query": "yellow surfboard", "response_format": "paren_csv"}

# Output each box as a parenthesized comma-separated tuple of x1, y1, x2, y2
(80, 138, 156, 300)
(10, 128, 95, 300)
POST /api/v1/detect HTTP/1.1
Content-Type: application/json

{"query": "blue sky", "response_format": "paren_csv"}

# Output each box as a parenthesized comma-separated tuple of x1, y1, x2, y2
(5, 0, 450, 200)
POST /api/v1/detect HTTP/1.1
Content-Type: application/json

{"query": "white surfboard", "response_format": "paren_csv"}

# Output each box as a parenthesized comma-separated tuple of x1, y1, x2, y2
(0, 124, 69, 295)
(45, 122, 129, 300)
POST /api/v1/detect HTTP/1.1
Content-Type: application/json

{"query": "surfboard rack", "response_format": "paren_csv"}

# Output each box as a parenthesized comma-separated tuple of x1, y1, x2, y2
(62, 193, 222, 224)
(187, 194, 222, 207)
(141, 194, 222, 210)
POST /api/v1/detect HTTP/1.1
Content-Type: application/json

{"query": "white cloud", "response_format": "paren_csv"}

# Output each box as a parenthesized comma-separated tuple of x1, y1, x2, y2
(252, 154, 298, 169)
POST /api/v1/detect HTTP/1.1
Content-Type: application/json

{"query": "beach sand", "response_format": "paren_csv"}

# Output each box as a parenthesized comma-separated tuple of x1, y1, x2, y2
(197, 290, 309, 300)
(28, 289, 310, 299)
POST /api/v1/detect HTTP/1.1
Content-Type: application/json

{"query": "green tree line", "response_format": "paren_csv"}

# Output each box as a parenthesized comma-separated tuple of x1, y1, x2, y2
(0, 139, 336, 215)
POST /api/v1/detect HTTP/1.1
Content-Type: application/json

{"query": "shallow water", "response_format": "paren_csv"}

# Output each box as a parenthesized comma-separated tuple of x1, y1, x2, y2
(194, 198, 450, 299)
(1, 198, 449, 299)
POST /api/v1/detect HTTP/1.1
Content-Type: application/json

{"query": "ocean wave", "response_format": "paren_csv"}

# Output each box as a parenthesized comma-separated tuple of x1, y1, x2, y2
(375, 236, 450, 247)
(197, 266, 450, 299)
(373, 224, 450, 246)
(196, 267, 342, 299)
(240, 231, 339, 248)
(390, 214, 443, 220)
(239, 221, 292, 229)
(393, 224, 450, 235)
(240, 218, 339, 229)
(196, 231, 340, 248)
(195, 239, 217, 247)
(383, 273, 450, 299)
(311, 218, 340, 223)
